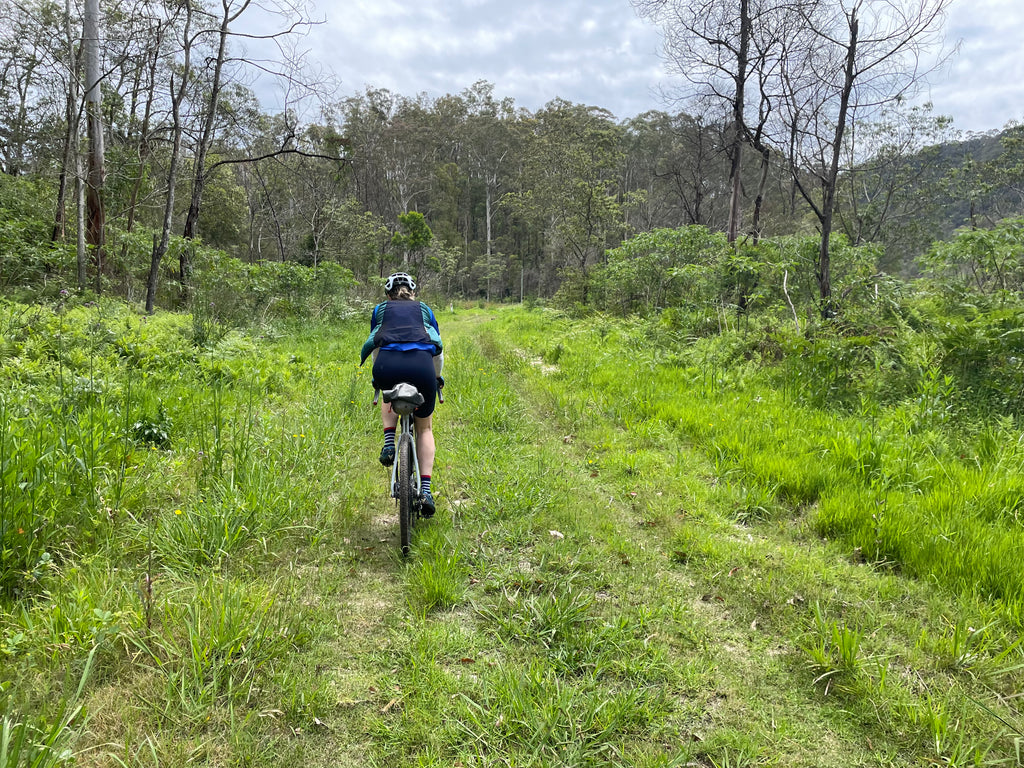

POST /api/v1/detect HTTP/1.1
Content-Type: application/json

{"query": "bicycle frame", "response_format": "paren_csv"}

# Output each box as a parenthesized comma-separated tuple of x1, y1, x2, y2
(375, 381, 436, 555)
(373, 386, 422, 501)
(390, 408, 421, 500)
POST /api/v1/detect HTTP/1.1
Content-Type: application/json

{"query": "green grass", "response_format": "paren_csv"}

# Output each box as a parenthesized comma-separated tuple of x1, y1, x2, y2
(0, 301, 1022, 766)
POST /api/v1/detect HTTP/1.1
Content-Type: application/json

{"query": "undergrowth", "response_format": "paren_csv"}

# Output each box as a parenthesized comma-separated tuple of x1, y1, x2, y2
(1, 299, 1022, 767)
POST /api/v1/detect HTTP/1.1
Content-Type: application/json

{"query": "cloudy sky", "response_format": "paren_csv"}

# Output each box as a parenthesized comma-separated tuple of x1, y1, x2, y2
(257, 0, 1024, 135)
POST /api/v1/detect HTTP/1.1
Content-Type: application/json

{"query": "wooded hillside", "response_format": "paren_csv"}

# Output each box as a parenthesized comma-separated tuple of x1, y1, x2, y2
(2, 0, 1023, 308)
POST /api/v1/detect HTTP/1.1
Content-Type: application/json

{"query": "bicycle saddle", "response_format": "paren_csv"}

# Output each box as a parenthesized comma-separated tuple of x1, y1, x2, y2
(382, 382, 424, 408)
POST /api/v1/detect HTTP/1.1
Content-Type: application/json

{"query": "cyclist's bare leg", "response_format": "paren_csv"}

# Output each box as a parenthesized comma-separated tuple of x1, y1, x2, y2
(380, 401, 398, 430)
(414, 415, 435, 477)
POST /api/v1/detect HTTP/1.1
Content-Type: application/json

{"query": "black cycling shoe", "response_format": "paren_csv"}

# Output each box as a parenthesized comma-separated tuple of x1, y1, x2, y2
(379, 445, 395, 467)
(420, 490, 436, 518)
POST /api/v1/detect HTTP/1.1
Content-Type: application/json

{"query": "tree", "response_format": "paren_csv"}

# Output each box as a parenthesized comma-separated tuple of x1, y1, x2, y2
(391, 210, 433, 270)
(834, 100, 956, 270)
(632, 0, 773, 242)
(0, 0, 50, 176)
(621, 110, 731, 230)
(463, 82, 520, 263)
(178, 0, 321, 288)
(503, 100, 628, 298)
(83, 0, 106, 289)
(778, 0, 953, 310)
(146, 0, 194, 313)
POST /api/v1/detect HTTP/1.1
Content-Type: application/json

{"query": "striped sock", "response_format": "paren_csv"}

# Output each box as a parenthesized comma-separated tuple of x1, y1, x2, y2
(383, 427, 396, 451)
(420, 475, 431, 494)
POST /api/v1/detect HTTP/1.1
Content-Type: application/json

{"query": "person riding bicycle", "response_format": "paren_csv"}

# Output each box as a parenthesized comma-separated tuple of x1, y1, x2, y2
(360, 272, 443, 517)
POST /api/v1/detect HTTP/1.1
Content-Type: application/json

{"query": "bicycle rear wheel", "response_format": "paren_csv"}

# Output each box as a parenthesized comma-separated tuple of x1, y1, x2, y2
(397, 432, 415, 555)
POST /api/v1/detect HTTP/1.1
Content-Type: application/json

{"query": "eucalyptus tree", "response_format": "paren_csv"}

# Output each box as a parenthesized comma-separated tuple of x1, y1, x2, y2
(146, 0, 194, 313)
(83, 0, 106, 285)
(319, 196, 388, 282)
(385, 94, 443, 217)
(338, 89, 443, 227)
(0, 0, 54, 176)
(976, 123, 1024, 223)
(235, 111, 297, 261)
(622, 110, 731, 231)
(287, 121, 353, 267)
(178, 0, 319, 285)
(420, 91, 469, 252)
(777, 0, 953, 309)
(503, 99, 627, 297)
(101, 0, 175, 245)
(339, 89, 398, 221)
(462, 81, 521, 263)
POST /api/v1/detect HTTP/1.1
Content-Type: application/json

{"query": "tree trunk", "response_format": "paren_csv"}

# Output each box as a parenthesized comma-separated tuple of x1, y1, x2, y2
(53, 0, 81, 245)
(181, 0, 252, 287)
(485, 182, 493, 258)
(83, 0, 105, 291)
(76, 150, 87, 290)
(818, 9, 859, 312)
(146, 4, 193, 313)
(726, 0, 751, 244)
(124, 29, 162, 237)
(751, 146, 770, 244)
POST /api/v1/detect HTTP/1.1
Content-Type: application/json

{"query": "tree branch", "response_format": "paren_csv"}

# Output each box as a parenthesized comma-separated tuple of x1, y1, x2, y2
(205, 146, 346, 173)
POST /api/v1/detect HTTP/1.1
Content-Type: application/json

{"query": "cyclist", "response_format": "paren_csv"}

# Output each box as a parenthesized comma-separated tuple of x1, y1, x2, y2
(360, 272, 443, 516)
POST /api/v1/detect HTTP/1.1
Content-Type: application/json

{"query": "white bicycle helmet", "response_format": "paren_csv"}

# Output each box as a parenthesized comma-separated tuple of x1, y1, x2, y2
(385, 272, 417, 293)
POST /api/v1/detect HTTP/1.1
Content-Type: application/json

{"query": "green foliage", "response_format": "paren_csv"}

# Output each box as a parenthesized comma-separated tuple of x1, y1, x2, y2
(3, 302, 1024, 766)
(191, 250, 357, 324)
(594, 226, 729, 315)
(154, 576, 298, 711)
(0, 175, 73, 291)
(0, 645, 97, 767)
(404, 533, 468, 616)
(801, 602, 866, 695)
(322, 197, 389, 282)
(593, 226, 887, 326)
(922, 217, 1024, 294)
(503, 101, 628, 287)
(131, 402, 172, 448)
(195, 158, 250, 256)
(391, 211, 433, 256)
(931, 305, 1024, 414)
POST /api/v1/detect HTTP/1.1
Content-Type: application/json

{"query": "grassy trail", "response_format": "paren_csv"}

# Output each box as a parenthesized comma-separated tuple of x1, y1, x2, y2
(299, 307, 707, 766)
(4, 304, 1015, 767)
(261, 307, 1012, 767)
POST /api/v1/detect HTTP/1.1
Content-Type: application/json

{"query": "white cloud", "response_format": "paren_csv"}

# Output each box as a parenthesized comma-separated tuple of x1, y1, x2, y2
(920, 0, 1024, 132)
(244, 0, 1023, 132)
(299, 0, 665, 116)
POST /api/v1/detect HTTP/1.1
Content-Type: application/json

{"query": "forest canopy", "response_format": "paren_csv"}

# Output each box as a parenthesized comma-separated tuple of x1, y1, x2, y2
(0, 0, 1023, 313)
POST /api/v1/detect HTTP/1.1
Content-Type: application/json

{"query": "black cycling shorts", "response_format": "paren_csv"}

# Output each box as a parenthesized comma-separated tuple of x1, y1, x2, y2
(372, 348, 438, 418)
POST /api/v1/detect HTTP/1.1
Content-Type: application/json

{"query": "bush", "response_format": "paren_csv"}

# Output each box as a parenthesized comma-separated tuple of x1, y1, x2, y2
(593, 226, 730, 315)
(0, 175, 73, 290)
(192, 251, 357, 325)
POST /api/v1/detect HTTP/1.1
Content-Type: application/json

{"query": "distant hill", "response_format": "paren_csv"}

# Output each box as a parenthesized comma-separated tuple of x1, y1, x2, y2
(850, 126, 1024, 274)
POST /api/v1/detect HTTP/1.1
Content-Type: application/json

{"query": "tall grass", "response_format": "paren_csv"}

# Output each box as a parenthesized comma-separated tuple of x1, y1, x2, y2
(484, 307, 1024, 630)
(0, 299, 371, 765)
(3, 300, 1023, 767)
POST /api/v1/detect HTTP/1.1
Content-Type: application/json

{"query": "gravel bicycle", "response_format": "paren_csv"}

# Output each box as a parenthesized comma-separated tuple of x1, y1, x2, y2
(376, 383, 424, 556)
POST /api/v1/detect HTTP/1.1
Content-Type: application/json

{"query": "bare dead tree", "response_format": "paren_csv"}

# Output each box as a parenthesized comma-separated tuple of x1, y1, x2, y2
(632, 0, 779, 242)
(52, 0, 81, 249)
(777, 0, 954, 312)
(146, 0, 194, 314)
(178, 0, 323, 290)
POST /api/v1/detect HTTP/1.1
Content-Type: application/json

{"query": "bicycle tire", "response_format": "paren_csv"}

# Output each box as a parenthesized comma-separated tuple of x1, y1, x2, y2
(397, 431, 415, 556)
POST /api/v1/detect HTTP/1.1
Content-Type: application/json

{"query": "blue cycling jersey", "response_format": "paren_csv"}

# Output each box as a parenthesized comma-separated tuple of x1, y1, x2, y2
(360, 300, 442, 364)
